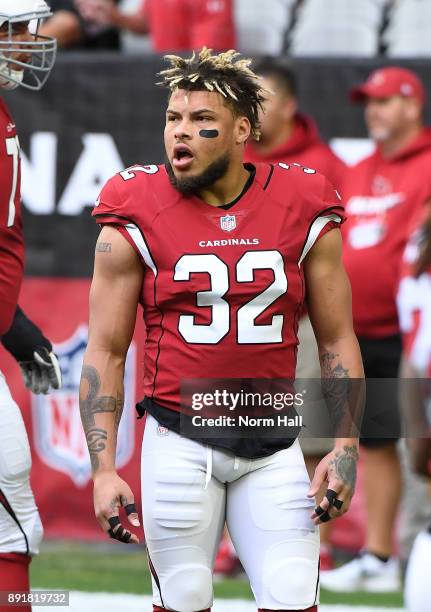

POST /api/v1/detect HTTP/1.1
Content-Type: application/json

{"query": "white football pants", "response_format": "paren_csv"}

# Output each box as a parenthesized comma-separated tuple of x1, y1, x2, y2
(141, 414, 319, 611)
(0, 371, 43, 556)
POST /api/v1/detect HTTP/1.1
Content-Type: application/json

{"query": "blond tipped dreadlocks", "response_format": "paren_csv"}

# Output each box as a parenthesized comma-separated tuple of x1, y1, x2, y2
(157, 47, 272, 140)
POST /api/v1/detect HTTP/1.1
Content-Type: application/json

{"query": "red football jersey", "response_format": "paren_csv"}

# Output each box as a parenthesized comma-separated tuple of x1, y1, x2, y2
(342, 128, 431, 339)
(142, 0, 236, 52)
(93, 162, 344, 413)
(0, 97, 24, 336)
(397, 211, 431, 376)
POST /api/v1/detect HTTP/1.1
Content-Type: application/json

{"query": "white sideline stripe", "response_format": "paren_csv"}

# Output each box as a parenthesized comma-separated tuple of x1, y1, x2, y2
(125, 223, 157, 276)
(298, 214, 342, 266)
(48, 591, 405, 612)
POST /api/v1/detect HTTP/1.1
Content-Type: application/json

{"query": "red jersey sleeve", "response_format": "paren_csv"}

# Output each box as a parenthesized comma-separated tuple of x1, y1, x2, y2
(299, 174, 345, 265)
(92, 171, 140, 261)
(92, 165, 163, 267)
(0, 100, 24, 336)
(92, 164, 163, 225)
(93, 173, 127, 225)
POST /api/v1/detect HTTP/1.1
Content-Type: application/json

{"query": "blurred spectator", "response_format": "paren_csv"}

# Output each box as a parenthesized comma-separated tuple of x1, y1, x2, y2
(245, 56, 345, 572)
(397, 207, 431, 612)
(39, 0, 121, 49)
(245, 57, 344, 189)
(321, 67, 431, 592)
(77, 0, 236, 52)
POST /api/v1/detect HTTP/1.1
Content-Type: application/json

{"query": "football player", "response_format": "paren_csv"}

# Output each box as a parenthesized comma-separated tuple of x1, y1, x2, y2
(0, 3, 59, 609)
(80, 48, 364, 612)
(397, 208, 431, 612)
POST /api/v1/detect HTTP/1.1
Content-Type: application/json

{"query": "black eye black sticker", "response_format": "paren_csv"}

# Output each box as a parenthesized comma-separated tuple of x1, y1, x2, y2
(199, 129, 219, 138)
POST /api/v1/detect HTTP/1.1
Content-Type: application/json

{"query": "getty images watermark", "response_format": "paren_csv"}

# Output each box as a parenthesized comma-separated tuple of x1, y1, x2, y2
(180, 378, 310, 439)
(190, 387, 304, 429)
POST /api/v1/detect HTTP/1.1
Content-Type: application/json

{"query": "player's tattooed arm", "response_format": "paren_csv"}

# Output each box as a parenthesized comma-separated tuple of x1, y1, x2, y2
(327, 444, 359, 490)
(321, 351, 349, 378)
(81, 226, 142, 478)
(96, 242, 112, 253)
(320, 351, 354, 434)
(304, 230, 365, 522)
(304, 229, 364, 437)
(81, 226, 143, 542)
(79, 365, 124, 473)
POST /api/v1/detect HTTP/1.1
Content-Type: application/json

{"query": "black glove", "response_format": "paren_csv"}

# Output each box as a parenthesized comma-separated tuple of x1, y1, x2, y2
(1, 306, 62, 394)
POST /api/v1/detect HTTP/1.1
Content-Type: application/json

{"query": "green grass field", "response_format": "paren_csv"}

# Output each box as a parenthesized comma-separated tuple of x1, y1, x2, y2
(30, 542, 404, 608)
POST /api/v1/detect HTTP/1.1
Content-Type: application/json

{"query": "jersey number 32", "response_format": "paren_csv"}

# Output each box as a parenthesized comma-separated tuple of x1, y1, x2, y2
(174, 251, 288, 345)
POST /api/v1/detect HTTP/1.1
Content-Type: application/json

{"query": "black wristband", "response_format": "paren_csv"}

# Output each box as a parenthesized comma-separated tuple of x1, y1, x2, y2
(1, 306, 52, 361)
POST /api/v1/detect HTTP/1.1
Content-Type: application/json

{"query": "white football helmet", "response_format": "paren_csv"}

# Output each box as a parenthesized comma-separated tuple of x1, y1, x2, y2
(0, 0, 57, 91)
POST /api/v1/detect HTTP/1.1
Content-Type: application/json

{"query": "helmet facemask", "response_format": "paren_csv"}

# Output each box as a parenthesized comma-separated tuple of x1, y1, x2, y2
(0, 10, 57, 91)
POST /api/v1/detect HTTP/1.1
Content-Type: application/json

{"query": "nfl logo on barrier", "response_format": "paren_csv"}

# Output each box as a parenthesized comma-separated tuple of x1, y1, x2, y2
(31, 325, 136, 487)
(220, 214, 236, 232)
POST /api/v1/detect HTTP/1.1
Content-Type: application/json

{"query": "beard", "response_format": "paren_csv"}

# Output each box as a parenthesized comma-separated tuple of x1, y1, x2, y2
(367, 124, 392, 142)
(165, 153, 230, 197)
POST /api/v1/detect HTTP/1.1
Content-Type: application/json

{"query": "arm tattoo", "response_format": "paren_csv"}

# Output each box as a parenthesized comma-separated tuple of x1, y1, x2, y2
(96, 242, 112, 253)
(321, 352, 349, 378)
(80, 365, 124, 472)
(320, 352, 352, 434)
(329, 445, 359, 490)
(86, 428, 108, 458)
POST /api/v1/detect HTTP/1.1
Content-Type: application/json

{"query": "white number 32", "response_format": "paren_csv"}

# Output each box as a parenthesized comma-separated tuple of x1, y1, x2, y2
(174, 251, 288, 344)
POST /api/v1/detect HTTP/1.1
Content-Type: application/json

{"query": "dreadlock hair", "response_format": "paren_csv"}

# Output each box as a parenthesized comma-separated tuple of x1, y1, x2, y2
(157, 47, 271, 140)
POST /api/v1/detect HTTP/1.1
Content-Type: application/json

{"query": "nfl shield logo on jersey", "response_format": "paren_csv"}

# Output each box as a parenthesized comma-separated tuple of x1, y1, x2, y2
(220, 214, 236, 232)
(31, 325, 136, 487)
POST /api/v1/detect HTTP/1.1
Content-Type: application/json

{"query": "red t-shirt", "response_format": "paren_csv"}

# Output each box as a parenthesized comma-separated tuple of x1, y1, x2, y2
(342, 128, 431, 338)
(245, 114, 345, 192)
(0, 97, 24, 336)
(142, 0, 236, 52)
(397, 209, 431, 376)
(93, 162, 345, 413)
